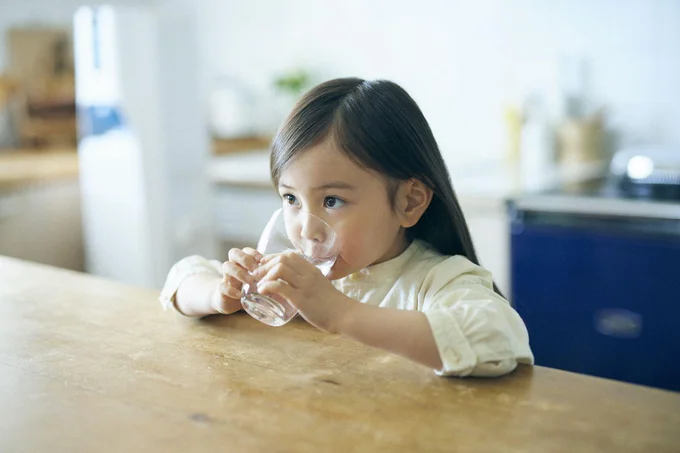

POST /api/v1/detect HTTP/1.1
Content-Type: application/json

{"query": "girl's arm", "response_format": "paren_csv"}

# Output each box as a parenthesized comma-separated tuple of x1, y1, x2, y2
(337, 298, 444, 370)
(253, 252, 531, 376)
(334, 290, 531, 378)
(253, 252, 442, 369)
(160, 251, 257, 317)
(175, 274, 236, 317)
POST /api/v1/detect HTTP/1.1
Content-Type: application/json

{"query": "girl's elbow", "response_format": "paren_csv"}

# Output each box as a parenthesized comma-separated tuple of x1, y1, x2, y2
(470, 358, 518, 377)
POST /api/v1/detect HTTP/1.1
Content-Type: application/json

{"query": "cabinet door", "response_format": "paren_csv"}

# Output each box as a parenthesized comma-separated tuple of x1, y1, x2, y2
(0, 181, 84, 270)
(511, 213, 680, 391)
(460, 198, 509, 295)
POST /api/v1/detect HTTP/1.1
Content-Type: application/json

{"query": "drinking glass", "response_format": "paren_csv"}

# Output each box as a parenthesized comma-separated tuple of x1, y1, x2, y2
(241, 208, 339, 326)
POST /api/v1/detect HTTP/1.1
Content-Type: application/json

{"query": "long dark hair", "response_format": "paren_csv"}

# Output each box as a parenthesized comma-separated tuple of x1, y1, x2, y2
(271, 77, 503, 297)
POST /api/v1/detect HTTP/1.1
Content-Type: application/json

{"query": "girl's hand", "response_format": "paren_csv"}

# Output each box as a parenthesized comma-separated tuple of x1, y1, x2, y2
(252, 251, 358, 333)
(214, 247, 263, 314)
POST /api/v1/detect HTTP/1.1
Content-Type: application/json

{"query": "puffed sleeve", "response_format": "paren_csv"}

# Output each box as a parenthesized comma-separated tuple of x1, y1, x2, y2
(158, 255, 222, 313)
(420, 256, 534, 377)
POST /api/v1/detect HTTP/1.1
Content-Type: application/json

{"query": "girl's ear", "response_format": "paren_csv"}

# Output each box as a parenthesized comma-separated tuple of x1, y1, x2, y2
(397, 179, 433, 228)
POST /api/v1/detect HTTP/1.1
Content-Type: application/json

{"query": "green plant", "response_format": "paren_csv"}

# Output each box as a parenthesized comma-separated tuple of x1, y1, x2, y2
(273, 70, 311, 96)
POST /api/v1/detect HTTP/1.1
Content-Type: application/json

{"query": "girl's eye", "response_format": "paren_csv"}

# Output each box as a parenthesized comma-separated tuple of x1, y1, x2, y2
(283, 194, 298, 206)
(324, 196, 345, 209)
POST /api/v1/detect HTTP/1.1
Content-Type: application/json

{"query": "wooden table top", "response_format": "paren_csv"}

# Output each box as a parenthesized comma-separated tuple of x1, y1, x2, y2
(1, 256, 679, 453)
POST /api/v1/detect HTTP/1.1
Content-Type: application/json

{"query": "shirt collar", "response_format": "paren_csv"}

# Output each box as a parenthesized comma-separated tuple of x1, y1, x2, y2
(336, 239, 427, 284)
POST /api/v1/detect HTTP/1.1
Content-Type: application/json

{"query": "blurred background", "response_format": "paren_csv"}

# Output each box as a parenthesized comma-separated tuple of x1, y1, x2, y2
(0, 0, 678, 390)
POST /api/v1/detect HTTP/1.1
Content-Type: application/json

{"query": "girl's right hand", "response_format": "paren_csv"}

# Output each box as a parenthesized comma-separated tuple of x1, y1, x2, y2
(212, 247, 263, 314)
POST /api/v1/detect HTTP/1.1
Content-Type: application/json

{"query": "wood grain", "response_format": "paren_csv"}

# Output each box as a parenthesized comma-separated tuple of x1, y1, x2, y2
(1, 256, 678, 452)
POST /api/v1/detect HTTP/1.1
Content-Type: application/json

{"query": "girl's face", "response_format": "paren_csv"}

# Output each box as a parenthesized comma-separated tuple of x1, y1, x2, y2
(277, 139, 409, 280)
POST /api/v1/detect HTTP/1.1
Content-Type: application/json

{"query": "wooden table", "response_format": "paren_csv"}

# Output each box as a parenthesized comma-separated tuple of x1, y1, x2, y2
(1, 256, 678, 453)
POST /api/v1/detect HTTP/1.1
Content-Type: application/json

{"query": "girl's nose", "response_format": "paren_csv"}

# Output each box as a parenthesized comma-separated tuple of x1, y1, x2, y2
(300, 216, 327, 243)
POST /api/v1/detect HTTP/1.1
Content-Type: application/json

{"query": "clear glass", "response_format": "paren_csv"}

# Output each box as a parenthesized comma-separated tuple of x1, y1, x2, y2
(241, 208, 339, 326)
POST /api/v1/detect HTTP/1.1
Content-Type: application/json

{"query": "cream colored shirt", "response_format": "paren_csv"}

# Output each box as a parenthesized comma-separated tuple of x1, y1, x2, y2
(159, 240, 534, 377)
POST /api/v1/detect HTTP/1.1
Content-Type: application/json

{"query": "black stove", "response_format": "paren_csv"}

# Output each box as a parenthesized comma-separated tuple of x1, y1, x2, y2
(546, 176, 680, 203)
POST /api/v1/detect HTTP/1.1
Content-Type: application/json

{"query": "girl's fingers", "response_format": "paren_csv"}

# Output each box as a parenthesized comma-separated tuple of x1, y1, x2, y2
(228, 248, 260, 272)
(219, 281, 243, 300)
(254, 252, 305, 279)
(216, 275, 247, 311)
(256, 280, 297, 306)
(259, 250, 305, 266)
(242, 247, 264, 263)
(259, 262, 300, 289)
(224, 274, 242, 291)
(222, 261, 255, 285)
(213, 284, 243, 314)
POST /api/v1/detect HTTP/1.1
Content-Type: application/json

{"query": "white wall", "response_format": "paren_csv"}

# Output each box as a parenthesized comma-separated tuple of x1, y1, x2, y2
(2, 0, 679, 169)
(194, 0, 680, 169)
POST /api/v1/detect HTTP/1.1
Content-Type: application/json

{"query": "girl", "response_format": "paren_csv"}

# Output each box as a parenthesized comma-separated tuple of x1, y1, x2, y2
(160, 78, 533, 377)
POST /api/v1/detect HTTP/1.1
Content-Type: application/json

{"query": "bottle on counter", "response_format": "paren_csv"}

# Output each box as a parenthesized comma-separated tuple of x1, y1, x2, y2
(520, 94, 555, 191)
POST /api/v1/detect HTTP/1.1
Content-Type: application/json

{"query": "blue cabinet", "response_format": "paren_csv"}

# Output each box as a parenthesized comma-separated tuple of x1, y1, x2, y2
(510, 207, 680, 391)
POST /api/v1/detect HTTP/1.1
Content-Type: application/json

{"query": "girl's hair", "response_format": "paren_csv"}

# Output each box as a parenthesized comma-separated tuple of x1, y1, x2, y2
(271, 77, 503, 297)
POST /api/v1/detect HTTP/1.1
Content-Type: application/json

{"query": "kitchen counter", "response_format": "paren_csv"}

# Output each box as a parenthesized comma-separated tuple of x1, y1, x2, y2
(208, 150, 607, 202)
(0, 138, 269, 191)
(0, 148, 79, 189)
(2, 255, 679, 452)
(0, 149, 83, 271)
(512, 177, 680, 220)
(209, 149, 274, 189)
(512, 193, 680, 220)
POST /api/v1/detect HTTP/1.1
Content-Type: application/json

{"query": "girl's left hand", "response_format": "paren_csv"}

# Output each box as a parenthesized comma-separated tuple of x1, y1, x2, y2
(251, 252, 357, 333)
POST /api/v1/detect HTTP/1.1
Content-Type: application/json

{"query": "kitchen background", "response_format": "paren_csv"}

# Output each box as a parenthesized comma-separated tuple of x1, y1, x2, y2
(0, 0, 678, 391)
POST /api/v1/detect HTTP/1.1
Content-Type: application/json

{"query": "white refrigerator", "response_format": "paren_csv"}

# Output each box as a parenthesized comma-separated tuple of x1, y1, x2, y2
(74, 5, 215, 288)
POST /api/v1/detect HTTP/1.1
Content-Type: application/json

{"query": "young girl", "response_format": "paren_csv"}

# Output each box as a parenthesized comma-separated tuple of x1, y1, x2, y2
(160, 78, 533, 377)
